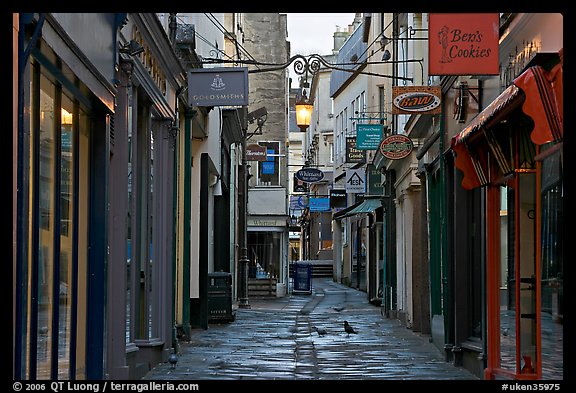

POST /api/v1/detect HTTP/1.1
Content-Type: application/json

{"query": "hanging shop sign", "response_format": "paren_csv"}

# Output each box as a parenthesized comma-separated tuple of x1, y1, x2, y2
(293, 173, 309, 193)
(295, 167, 324, 183)
(290, 195, 308, 209)
(428, 13, 499, 76)
(366, 164, 384, 195)
(246, 144, 267, 161)
(309, 197, 331, 212)
(379, 134, 414, 160)
(330, 189, 347, 209)
(392, 86, 442, 114)
(356, 124, 384, 150)
(188, 67, 249, 107)
(346, 137, 366, 163)
(345, 168, 366, 193)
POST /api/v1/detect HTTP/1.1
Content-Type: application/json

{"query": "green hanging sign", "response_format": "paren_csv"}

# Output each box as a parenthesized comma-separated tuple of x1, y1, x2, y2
(356, 124, 383, 150)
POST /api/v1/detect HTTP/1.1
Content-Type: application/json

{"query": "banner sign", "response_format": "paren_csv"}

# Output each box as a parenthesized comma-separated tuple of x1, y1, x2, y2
(188, 67, 249, 106)
(392, 86, 442, 115)
(429, 13, 499, 76)
(356, 124, 383, 150)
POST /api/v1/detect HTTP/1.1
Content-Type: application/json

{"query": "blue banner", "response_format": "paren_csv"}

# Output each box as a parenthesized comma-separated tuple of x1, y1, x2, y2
(309, 197, 331, 212)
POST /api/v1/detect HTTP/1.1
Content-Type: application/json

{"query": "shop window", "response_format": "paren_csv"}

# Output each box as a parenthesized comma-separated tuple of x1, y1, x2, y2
(24, 64, 89, 379)
(256, 141, 280, 186)
(539, 148, 563, 380)
(126, 104, 159, 342)
(247, 231, 281, 280)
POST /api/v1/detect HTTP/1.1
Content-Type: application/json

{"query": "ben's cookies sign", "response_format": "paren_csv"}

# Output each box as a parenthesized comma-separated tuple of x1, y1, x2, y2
(429, 13, 499, 75)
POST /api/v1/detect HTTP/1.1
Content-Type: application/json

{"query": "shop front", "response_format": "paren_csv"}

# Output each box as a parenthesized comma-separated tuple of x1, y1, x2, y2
(451, 50, 563, 379)
(247, 216, 289, 298)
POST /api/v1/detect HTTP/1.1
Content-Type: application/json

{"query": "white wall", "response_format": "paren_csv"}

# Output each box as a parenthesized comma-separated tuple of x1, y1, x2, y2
(183, 13, 226, 298)
(248, 187, 288, 215)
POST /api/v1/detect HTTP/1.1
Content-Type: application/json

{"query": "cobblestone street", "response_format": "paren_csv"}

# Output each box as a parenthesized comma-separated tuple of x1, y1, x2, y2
(143, 278, 478, 381)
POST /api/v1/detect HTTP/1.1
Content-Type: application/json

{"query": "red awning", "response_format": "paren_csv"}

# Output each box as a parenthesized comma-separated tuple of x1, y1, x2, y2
(451, 49, 563, 190)
(514, 59, 563, 145)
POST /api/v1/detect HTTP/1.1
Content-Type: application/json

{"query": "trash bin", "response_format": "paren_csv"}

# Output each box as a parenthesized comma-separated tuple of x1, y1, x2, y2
(292, 262, 312, 294)
(208, 272, 235, 323)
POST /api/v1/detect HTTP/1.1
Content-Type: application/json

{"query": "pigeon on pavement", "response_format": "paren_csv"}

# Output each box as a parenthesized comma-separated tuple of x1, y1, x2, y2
(168, 349, 178, 369)
(344, 320, 358, 336)
(313, 326, 327, 336)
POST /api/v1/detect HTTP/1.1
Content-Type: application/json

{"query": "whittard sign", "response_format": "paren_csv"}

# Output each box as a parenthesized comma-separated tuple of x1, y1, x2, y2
(188, 67, 249, 107)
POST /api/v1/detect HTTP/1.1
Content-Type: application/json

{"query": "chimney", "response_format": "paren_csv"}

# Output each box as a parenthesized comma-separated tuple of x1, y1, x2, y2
(333, 31, 349, 53)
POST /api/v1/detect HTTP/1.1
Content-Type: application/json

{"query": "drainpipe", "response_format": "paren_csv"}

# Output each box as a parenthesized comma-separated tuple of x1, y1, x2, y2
(171, 86, 184, 349)
(237, 108, 251, 309)
(439, 86, 453, 360)
(181, 108, 194, 339)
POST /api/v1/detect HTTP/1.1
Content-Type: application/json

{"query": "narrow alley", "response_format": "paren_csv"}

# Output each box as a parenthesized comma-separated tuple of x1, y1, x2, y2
(143, 279, 478, 380)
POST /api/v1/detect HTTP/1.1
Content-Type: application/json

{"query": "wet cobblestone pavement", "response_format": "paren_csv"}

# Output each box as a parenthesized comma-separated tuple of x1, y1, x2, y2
(143, 278, 479, 381)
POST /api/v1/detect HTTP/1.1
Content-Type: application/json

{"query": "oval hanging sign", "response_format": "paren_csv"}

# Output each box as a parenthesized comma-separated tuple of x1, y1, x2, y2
(379, 134, 414, 160)
(392, 86, 442, 114)
(295, 167, 324, 183)
(393, 92, 440, 112)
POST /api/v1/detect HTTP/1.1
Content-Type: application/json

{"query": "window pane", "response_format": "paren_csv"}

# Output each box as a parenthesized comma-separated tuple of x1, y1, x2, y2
(257, 141, 280, 186)
(540, 180, 563, 379)
(37, 74, 56, 379)
(499, 185, 516, 372)
(75, 106, 90, 379)
(58, 93, 74, 378)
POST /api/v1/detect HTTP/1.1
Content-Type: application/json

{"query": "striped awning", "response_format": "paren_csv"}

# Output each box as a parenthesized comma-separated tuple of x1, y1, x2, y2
(333, 197, 382, 220)
(451, 50, 563, 190)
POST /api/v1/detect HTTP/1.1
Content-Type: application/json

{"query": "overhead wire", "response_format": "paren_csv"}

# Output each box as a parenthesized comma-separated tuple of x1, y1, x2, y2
(203, 13, 261, 70)
(174, 15, 231, 61)
(175, 13, 419, 82)
(354, 13, 400, 70)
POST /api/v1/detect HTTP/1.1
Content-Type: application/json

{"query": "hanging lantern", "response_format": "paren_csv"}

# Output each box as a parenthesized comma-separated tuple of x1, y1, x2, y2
(295, 89, 313, 132)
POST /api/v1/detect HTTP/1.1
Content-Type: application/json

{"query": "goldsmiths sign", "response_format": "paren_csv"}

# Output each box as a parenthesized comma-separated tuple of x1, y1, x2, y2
(188, 67, 249, 107)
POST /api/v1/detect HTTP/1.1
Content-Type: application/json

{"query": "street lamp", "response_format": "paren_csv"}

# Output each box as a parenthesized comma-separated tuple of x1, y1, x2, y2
(295, 89, 313, 132)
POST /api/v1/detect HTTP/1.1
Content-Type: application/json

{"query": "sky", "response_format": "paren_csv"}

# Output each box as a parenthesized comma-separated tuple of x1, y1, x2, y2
(285, 13, 357, 87)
